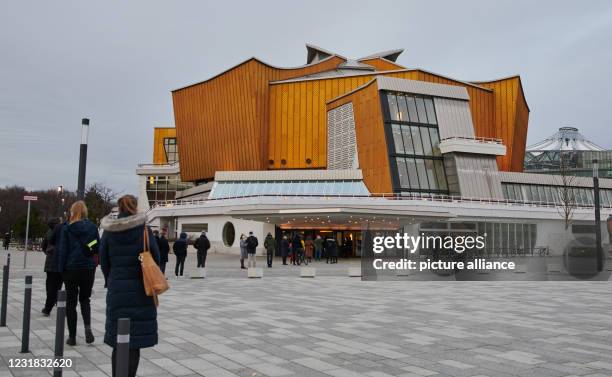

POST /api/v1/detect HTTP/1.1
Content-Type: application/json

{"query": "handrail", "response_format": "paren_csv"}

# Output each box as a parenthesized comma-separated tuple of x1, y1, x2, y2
(149, 192, 612, 210)
(440, 136, 503, 144)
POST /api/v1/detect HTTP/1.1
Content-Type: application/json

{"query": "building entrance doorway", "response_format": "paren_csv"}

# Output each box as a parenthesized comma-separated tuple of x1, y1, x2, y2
(277, 228, 363, 257)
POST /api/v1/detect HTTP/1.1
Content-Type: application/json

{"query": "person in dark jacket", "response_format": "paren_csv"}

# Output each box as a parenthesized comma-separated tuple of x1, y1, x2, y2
(280, 235, 290, 265)
(154, 230, 170, 275)
(264, 233, 275, 268)
(3, 232, 9, 250)
(325, 237, 338, 264)
(99, 195, 160, 377)
(173, 232, 188, 276)
(314, 235, 324, 261)
(194, 231, 210, 268)
(239, 234, 247, 269)
(56, 201, 99, 346)
(41, 218, 63, 316)
(291, 233, 303, 265)
(246, 231, 258, 268)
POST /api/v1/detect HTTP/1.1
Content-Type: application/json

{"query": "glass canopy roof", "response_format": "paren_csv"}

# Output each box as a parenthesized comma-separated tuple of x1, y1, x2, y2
(208, 180, 370, 199)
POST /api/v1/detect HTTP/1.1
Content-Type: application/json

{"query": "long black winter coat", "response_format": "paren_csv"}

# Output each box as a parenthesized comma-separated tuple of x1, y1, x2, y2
(99, 213, 160, 349)
(280, 238, 290, 258)
(42, 222, 62, 272)
(157, 236, 169, 263)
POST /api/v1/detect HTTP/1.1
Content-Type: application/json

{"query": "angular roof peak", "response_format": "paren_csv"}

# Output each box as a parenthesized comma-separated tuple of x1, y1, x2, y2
(358, 48, 404, 62)
(306, 43, 345, 64)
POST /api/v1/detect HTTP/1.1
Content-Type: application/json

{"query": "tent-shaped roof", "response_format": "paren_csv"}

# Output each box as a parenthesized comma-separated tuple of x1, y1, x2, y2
(527, 127, 604, 153)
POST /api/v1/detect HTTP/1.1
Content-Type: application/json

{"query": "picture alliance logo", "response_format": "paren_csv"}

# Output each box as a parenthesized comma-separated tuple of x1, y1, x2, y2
(372, 233, 486, 254)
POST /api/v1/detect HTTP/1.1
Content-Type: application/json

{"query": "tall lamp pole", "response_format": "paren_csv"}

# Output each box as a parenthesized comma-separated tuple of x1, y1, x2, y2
(57, 186, 64, 219)
(77, 118, 90, 200)
(593, 159, 603, 272)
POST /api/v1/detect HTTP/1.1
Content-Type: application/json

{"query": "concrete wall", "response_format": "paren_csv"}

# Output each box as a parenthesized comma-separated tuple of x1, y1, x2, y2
(176, 215, 274, 256)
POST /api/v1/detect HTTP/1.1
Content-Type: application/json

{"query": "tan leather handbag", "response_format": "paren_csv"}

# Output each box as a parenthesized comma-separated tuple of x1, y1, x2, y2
(139, 227, 169, 306)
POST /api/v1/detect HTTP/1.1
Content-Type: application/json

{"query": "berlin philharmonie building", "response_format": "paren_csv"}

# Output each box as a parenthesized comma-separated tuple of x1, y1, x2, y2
(135, 44, 612, 277)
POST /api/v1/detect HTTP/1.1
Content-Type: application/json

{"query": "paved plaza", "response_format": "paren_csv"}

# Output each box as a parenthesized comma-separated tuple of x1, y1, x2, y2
(1, 250, 612, 377)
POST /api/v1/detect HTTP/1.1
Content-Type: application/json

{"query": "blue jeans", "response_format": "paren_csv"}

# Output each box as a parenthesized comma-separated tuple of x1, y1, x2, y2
(314, 249, 322, 261)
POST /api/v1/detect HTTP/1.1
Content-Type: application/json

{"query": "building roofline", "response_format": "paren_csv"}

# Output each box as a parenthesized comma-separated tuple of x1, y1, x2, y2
(172, 54, 346, 92)
(326, 78, 377, 106)
(470, 75, 530, 112)
(271, 67, 493, 92)
(358, 48, 404, 62)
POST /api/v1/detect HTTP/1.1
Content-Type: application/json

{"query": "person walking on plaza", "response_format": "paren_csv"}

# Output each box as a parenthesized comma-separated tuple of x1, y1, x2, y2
(153, 230, 169, 275)
(291, 233, 303, 265)
(314, 235, 324, 261)
(99, 195, 160, 377)
(304, 236, 314, 263)
(194, 231, 210, 268)
(246, 231, 258, 268)
(239, 234, 247, 269)
(3, 232, 9, 250)
(57, 201, 99, 346)
(280, 235, 290, 265)
(264, 232, 275, 268)
(173, 232, 188, 276)
(325, 237, 338, 264)
(343, 237, 353, 258)
(41, 218, 63, 316)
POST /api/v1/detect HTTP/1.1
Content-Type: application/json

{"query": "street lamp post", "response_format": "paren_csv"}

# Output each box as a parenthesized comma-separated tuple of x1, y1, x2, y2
(593, 159, 603, 272)
(57, 185, 64, 218)
(77, 118, 90, 200)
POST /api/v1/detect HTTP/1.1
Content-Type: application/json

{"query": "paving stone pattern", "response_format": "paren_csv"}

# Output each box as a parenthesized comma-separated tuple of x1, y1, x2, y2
(0, 250, 611, 376)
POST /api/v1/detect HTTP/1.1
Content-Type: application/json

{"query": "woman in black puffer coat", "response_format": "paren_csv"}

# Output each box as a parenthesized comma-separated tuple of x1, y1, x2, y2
(99, 195, 160, 377)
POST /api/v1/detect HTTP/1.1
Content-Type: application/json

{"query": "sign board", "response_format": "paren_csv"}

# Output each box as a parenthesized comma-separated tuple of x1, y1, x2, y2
(23, 195, 38, 201)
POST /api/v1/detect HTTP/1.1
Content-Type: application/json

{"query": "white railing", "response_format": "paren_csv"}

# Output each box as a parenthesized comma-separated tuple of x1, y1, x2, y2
(149, 192, 612, 210)
(440, 136, 503, 144)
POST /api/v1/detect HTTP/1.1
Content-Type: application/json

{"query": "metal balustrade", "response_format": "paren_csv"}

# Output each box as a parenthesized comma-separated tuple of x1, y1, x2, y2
(149, 191, 612, 210)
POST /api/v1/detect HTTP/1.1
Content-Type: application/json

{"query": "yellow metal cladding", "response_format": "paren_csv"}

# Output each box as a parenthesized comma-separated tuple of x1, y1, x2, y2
(326, 80, 393, 193)
(267, 70, 501, 170)
(477, 76, 530, 171)
(172, 56, 345, 182)
(172, 52, 529, 183)
(153, 127, 176, 164)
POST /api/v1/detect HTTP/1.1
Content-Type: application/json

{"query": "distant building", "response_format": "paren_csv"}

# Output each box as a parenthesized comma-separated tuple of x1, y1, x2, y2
(524, 127, 612, 178)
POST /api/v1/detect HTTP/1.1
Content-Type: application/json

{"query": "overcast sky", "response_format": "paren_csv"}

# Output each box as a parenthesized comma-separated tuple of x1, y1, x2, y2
(1, 0, 611, 194)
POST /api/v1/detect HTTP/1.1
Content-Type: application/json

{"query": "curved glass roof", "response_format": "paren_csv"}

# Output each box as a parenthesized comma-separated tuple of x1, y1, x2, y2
(208, 180, 370, 199)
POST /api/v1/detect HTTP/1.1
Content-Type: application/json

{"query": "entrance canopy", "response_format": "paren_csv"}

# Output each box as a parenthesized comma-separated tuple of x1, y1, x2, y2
(149, 195, 455, 230)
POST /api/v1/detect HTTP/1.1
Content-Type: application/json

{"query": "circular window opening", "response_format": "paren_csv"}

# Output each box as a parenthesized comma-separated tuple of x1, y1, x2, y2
(281, 159, 287, 165)
(222, 222, 235, 247)
(305, 158, 312, 164)
(268, 159, 274, 165)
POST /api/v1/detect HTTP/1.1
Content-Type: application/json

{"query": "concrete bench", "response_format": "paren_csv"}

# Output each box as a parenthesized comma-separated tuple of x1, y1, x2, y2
(248, 268, 263, 278)
(348, 267, 362, 277)
(300, 267, 316, 278)
(190, 268, 205, 279)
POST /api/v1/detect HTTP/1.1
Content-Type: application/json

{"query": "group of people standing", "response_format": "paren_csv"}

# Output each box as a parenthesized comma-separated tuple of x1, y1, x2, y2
(263, 233, 343, 266)
(40, 195, 160, 377)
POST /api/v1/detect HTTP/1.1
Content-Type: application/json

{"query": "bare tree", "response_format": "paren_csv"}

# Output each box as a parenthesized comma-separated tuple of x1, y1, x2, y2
(555, 152, 577, 230)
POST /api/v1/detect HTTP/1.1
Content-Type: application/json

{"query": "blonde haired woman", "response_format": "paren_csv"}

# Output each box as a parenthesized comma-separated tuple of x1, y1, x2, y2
(57, 200, 99, 346)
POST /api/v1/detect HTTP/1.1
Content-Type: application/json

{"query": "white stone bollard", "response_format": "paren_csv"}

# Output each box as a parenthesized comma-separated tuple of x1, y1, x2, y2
(248, 268, 263, 278)
(300, 267, 315, 278)
(190, 268, 205, 279)
(348, 267, 362, 277)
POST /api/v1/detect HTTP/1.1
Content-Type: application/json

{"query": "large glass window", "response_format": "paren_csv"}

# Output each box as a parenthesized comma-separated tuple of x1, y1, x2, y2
(383, 92, 448, 194)
(163, 138, 179, 163)
(387, 94, 400, 121)
(392, 124, 404, 154)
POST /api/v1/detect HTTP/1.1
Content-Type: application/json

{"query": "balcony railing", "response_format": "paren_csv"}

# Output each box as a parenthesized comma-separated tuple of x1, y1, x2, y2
(440, 136, 503, 144)
(149, 191, 612, 210)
